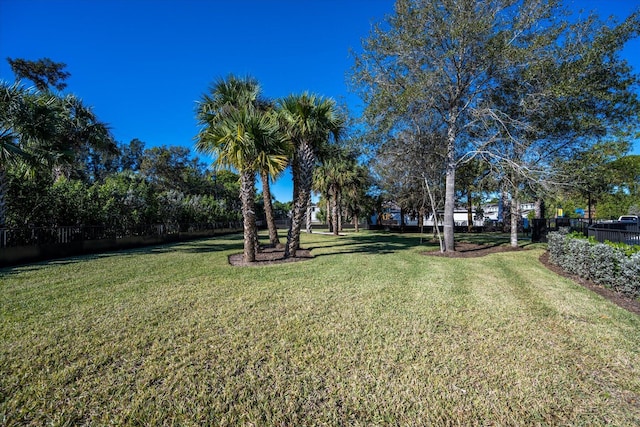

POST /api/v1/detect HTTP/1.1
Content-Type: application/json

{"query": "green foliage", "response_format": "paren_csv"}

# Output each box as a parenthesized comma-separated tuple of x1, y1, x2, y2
(351, 0, 640, 250)
(97, 173, 157, 228)
(547, 231, 640, 298)
(605, 240, 640, 257)
(7, 57, 71, 91)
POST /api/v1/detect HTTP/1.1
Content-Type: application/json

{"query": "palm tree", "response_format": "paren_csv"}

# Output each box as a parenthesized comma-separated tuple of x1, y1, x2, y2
(1, 82, 27, 227)
(1, 80, 118, 228)
(48, 94, 115, 182)
(313, 156, 352, 235)
(256, 103, 291, 248)
(196, 76, 288, 262)
(342, 164, 370, 233)
(0, 82, 59, 227)
(278, 93, 344, 257)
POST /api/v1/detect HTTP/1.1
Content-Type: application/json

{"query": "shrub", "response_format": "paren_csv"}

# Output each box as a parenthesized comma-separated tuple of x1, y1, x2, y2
(617, 253, 640, 296)
(547, 231, 640, 299)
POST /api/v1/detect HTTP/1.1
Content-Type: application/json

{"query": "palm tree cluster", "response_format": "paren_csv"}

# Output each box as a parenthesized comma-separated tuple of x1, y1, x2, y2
(313, 148, 370, 235)
(195, 76, 349, 262)
(1, 81, 115, 228)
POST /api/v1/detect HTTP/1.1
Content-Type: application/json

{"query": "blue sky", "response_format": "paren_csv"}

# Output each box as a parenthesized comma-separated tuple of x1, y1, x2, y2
(1, 0, 639, 202)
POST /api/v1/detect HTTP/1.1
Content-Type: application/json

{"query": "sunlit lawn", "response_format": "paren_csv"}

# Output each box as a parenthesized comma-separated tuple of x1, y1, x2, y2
(1, 231, 639, 425)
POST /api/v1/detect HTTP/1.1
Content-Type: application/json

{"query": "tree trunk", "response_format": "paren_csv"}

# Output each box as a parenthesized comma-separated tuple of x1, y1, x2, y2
(534, 198, 544, 219)
(260, 170, 280, 247)
(286, 140, 314, 258)
(240, 169, 257, 262)
(305, 192, 313, 234)
(443, 155, 456, 251)
(0, 167, 7, 228)
(467, 189, 473, 232)
(443, 115, 457, 252)
(331, 186, 339, 235)
(510, 194, 519, 248)
(354, 213, 360, 232)
(326, 198, 331, 232)
(337, 191, 343, 232)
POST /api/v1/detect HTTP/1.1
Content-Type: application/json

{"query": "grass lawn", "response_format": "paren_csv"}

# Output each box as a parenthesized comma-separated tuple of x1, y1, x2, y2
(1, 231, 639, 426)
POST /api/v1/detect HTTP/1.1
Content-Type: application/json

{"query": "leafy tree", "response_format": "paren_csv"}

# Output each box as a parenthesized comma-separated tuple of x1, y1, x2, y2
(99, 173, 157, 229)
(139, 146, 199, 193)
(371, 128, 446, 238)
(555, 141, 629, 223)
(7, 57, 70, 92)
(456, 158, 492, 232)
(212, 169, 242, 219)
(352, 0, 640, 251)
(278, 93, 344, 257)
(610, 154, 640, 196)
(120, 138, 145, 172)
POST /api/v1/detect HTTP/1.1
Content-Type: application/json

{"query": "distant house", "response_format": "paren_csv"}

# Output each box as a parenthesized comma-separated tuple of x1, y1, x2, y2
(374, 203, 484, 227)
(308, 203, 322, 224)
(374, 201, 536, 228)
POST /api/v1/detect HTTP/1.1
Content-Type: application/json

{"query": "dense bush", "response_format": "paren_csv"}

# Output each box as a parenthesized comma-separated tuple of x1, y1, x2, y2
(547, 231, 640, 298)
(5, 165, 242, 230)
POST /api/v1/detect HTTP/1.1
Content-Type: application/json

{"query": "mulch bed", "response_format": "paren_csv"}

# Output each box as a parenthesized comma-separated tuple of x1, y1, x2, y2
(538, 251, 640, 316)
(422, 241, 525, 258)
(228, 246, 313, 267)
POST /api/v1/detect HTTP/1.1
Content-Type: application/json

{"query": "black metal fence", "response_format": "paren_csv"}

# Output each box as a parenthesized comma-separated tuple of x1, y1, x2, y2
(0, 222, 242, 249)
(587, 222, 640, 246)
(0, 222, 244, 267)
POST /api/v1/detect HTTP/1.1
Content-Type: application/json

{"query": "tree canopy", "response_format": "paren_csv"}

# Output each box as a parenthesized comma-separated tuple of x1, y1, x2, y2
(351, 0, 640, 250)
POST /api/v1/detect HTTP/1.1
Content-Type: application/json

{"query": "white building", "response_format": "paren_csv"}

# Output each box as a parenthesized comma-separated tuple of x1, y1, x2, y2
(376, 201, 536, 228)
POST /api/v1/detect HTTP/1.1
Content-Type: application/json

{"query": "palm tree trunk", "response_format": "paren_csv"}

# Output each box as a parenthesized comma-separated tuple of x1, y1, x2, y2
(305, 192, 312, 234)
(286, 140, 314, 258)
(240, 169, 257, 262)
(332, 187, 339, 236)
(337, 191, 343, 232)
(0, 167, 7, 228)
(260, 170, 280, 247)
(326, 199, 331, 232)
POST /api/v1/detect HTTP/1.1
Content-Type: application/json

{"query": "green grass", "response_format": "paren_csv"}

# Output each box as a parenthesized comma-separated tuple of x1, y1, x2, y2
(1, 231, 639, 426)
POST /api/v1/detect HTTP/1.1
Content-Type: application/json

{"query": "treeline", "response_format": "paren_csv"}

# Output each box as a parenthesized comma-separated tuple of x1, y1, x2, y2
(1, 58, 244, 230)
(4, 141, 244, 229)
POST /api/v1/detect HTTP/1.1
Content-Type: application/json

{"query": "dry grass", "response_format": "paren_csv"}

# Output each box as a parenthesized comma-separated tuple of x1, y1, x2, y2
(1, 231, 639, 426)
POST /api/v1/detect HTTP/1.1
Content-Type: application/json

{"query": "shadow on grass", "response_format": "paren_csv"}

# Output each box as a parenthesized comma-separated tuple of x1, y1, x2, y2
(0, 233, 245, 276)
(455, 232, 533, 246)
(307, 231, 539, 258)
(1, 232, 537, 275)
(307, 232, 434, 257)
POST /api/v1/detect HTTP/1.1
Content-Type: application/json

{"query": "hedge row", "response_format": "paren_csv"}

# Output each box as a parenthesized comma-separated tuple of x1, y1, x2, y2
(547, 231, 640, 298)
